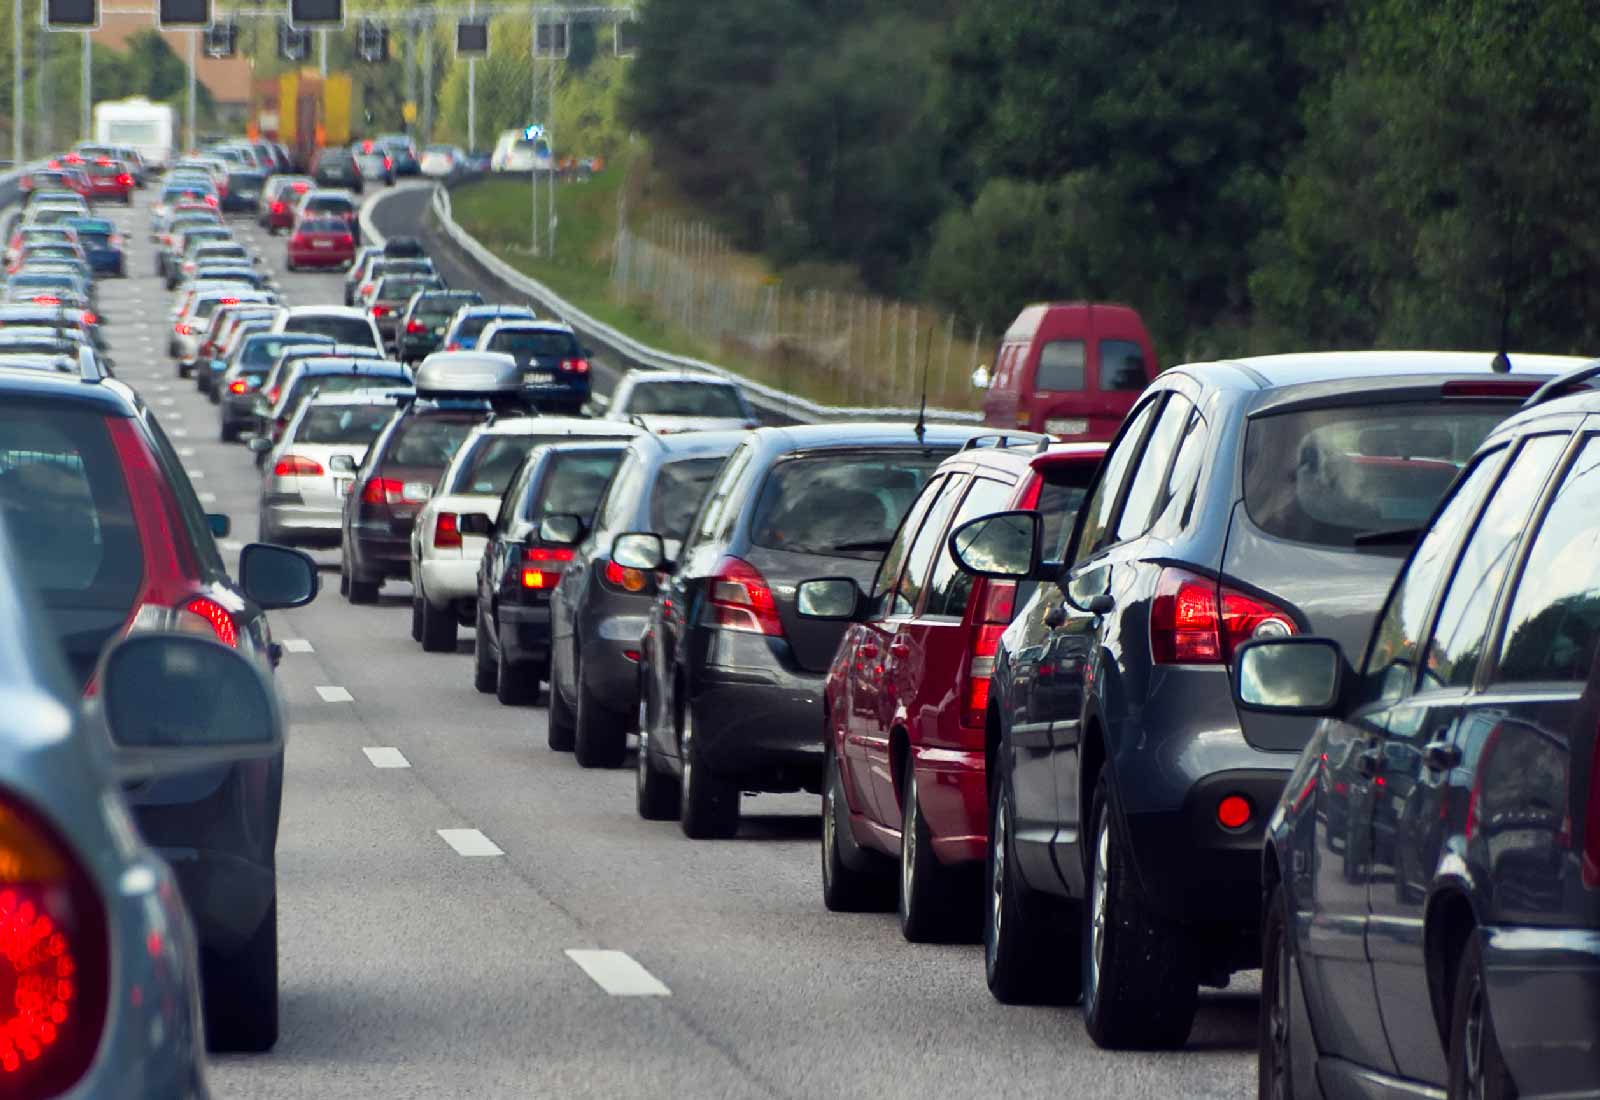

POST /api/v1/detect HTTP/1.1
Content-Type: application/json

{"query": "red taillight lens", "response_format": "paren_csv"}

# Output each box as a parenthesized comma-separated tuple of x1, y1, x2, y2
(31, 296, 58, 307)
(0, 792, 109, 1092)
(182, 595, 238, 647)
(603, 558, 649, 593)
(271, 201, 285, 214)
(291, 181, 308, 193)
(405, 320, 425, 334)
(289, 235, 306, 248)
(361, 477, 404, 505)
(338, 235, 353, 248)
(265, 386, 280, 405)
(174, 323, 191, 335)
(204, 195, 217, 207)
(383, 156, 392, 170)
(227, 378, 251, 394)
(1150, 567, 1296, 665)
(273, 454, 323, 477)
(521, 545, 574, 589)
(709, 556, 782, 635)
(433, 512, 462, 549)
(78, 312, 95, 327)
(445, 341, 460, 351)
(116, 174, 132, 186)
(559, 358, 590, 374)
(1216, 794, 1253, 831)
(961, 580, 1016, 728)
(371, 305, 390, 318)
(360, 283, 374, 297)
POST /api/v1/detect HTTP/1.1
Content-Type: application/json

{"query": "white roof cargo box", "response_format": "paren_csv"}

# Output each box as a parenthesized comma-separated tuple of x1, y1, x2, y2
(414, 351, 524, 397)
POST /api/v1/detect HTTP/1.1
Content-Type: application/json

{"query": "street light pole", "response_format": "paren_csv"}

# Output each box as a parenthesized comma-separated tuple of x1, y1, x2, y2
(79, 31, 89, 143)
(186, 31, 197, 151)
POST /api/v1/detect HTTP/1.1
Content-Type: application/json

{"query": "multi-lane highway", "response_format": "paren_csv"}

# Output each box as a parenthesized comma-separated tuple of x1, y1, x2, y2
(90, 185, 1254, 1099)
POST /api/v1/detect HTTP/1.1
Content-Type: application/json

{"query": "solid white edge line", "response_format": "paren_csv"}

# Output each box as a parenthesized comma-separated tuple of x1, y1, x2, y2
(362, 747, 411, 769)
(437, 828, 503, 857)
(315, 685, 353, 703)
(564, 950, 671, 997)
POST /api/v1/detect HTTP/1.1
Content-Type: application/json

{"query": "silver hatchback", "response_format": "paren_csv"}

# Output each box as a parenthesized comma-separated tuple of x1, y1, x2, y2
(258, 392, 401, 548)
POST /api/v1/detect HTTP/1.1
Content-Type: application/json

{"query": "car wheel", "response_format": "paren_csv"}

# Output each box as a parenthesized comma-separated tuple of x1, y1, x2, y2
(1082, 771, 1197, 1049)
(636, 724, 681, 821)
(203, 895, 278, 1053)
(409, 593, 423, 641)
(496, 643, 538, 706)
(1447, 933, 1516, 1100)
(1260, 881, 1298, 1100)
(898, 759, 975, 943)
(573, 652, 628, 768)
(338, 562, 350, 598)
(473, 608, 498, 693)
(547, 662, 577, 749)
(419, 594, 456, 652)
(347, 573, 379, 604)
(679, 705, 739, 839)
(220, 420, 238, 443)
(984, 776, 1079, 1003)
(821, 744, 894, 912)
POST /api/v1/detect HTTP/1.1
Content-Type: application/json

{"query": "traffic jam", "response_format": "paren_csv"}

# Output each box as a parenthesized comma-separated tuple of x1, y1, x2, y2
(4, 139, 1598, 1100)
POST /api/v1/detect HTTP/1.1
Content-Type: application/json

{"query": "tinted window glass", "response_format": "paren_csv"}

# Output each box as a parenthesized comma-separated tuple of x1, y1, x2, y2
(142, 413, 225, 575)
(1038, 462, 1101, 559)
(751, 451, 945, 560)
(626, 381, 745, 418)
(1244, 403, 1512, 549)
(284, 371, 405, 409)
(1072, 398, 1158, 560)
(1098, 340, 1147, 391)
(1035, 340, 1085, 392)
(1151, 410, 1208, 536)
(377, 277, 440, 300)
(691, 443, 753, 546)
(241, 335, 330, 371)
(1363, 450, 1505, 704)
(414, 295, 481, 322)
(1115, 395, 1190, 541)
(485, 330, 581, 359)
(449, 435, 543, 496)
(1419, 436, 1563, 690)
(385, 415, 475, 468)
(595, 452, 646, 532)
(286, 315, 376, 346)
(1497, 436, 1600, 684)
(296, 405, 394, 445)
(535, 452, 623, 520)
(870, 475, 942, 601)
(649, 458, 725, 542)
(926, 477, 1016, 618)
(891, 474, 968, 616)
(303, 218, 350, 234)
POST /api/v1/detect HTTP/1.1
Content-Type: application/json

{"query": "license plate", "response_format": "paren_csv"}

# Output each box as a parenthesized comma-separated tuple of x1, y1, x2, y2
(312, 240, 332, 249)
(525, 372, 555, 385)
(434, 326, 446, 335)
(1045, 418, 1089, 436)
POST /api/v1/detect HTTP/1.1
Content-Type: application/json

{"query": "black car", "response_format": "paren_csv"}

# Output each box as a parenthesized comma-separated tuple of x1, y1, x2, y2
(470, 440, 634, 705)
(632, 423, 984, 838)
(218, 332, 333, 442)
(397, 289, 485, 363)
(1246, 363, 1600, 1100)
(951, 350, 1586, 1049)
(311, 148, 365, 193)
(0, 361, 319, 1051)
(222, 169, 267, 213)
(547, 430, 744, 766)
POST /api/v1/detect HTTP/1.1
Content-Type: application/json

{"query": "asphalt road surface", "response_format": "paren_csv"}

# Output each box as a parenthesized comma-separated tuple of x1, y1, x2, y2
(92, 185, 1256, 1100)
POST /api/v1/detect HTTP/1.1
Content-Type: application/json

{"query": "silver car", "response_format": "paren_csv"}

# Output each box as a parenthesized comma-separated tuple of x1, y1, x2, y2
(600, 369, 760, 434)
(0, 512, 288, 1097)
(258, 392, 403, 548)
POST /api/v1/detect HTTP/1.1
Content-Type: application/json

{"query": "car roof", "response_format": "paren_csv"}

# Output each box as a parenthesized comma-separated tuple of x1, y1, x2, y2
(303, 391, 406, 408)
(460, 305, 534, 317)
(623, 369, 735, 387)
(471, 415, 641, 438)
(285, 305, 370, 319)
(1193, 350, 1591, 390)
(631, 428, 749, 460)
(0, 362, 137, 413)
(295, 357, 409, 374)
(753, 422, 990, 453)
(483, 319, 574, 334)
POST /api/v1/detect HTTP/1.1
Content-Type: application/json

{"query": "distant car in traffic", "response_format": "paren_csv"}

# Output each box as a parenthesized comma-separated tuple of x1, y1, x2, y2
(441, 303, 538, 351)
(601, 369, 760, 433)
(259, 392, 405, 548)
(287, 216, 358, 272)
(396, 289, 484, 363)
(478, 318, 591, 414)
(311, 147, 366, 193)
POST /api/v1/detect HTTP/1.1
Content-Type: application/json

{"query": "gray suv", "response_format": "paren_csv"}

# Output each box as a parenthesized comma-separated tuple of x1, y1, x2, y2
(957, 350, 1587, 1049)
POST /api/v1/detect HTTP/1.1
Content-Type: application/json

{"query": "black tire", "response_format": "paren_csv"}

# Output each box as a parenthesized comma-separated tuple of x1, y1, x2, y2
(1447, 934, 1517, 1100)
(220, 420, 238, 443)
(347, 575, 379, 604)
(1082, 771, 1197, 1049)
(636, 724, 681, 821)
(203, 895, 278, 1053)
(338, 566, 349, 598)
(547, 665, 576, 749)
(899, 759, 977, 943)
(573, 652, 628, 768)
(821, 744, 895, 912)
(985, 777, 1079, 1003)
(1260, 881, 1298, 1100)
(473, 609, 497, 693)
(679, 704, 739, 839)
(410, 594, 423, 642)
(496, 644, 538, 706)
(419, 595, 456, 652)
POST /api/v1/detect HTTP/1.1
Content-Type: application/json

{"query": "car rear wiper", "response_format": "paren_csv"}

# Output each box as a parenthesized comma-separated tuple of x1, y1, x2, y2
(1352, 526, 1423, 547)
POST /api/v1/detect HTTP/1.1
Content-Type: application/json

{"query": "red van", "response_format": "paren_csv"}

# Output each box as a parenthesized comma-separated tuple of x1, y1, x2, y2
(980, 302, 1156, 441)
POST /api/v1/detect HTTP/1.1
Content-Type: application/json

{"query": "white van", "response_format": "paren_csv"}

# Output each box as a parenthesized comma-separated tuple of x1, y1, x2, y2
(94, 97, 176, 169)
(491, 129, 553, 173)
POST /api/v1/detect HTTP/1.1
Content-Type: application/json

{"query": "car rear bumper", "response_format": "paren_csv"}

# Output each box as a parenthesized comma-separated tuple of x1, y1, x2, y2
(913, 745, 988, 863)
(265, 499, 344, 545)
(420, 557, 478, 605)
(689, 661, 826, 793)
(349, 530, 412, 579)
(86, 249, 123, 273)
(1482, 926, 1600, 1094)
(288, 247, 353, 268)
(498, 601, 552, 666)
(220, 393, 257, 423)
(579, 614, 649, 712)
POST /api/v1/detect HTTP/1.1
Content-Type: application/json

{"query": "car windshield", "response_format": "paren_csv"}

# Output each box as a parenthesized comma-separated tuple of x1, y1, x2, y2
(649, 457, 725, 540)
(531, 451, 623, 519)
(750, 450, 946, 558)
(386, 415, 477, 468)
(1243, 402, 1515, 548)
(484, 329, 579, 359)
(286, 314, 375, 345)
(377, 277, 439, 300)
(627, 381, 744, 418)
(305, 198, 354, 215)
(296, 405, 395, 446)
(287, 372, 405, 406)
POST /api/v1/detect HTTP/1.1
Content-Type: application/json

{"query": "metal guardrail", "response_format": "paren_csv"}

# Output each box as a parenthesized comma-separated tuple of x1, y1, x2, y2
(362, 181, 983, 425)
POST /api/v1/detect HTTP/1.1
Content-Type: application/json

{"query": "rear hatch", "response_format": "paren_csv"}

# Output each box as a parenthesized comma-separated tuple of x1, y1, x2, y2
(369, 410, 483, 538)
(1222, 386, 1536, 751)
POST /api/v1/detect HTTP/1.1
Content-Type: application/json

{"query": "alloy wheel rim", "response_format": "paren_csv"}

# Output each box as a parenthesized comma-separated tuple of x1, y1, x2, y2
(822, 775, 836, 889)
(1268, 921, 1290, 1100)
(1090, 822, 1110, 995)
(988, 796, 1006, 957)
(1464, 973, 1486, 1100)
(637, 727, 650, 787)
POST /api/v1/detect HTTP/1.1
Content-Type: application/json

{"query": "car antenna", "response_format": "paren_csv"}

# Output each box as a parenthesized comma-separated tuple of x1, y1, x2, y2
(1491, 286, 1512, 373)
(913, 326, 932, 444)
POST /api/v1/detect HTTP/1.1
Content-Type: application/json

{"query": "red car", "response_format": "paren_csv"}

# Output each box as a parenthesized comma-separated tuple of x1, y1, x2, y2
(83, 158, 134, 204)
(261, 176, 313, 233)
(286, 216, 356, 270)
(819, 437, 1106, 940)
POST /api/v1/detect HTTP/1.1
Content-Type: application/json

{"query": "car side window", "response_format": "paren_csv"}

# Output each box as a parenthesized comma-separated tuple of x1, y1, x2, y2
(1495, 435, 1600, 684)
(1417, 435, 1566, 691)
(1150, 407, 1209, 538)
(1362, 447, 1507, 704)
(891, 474, 968, 617)
(1069, 396, 1161, 562)
(595, 452, 644, 536)
(925, 476, 1016, 618)
(871, 474, 945, 607)
(497, 458, 539, 536)
(1115, 394, 1192, 542)
(687, 443, 751, 551)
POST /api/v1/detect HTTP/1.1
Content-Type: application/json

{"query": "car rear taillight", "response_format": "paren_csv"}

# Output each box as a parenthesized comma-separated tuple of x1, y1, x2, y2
(445, 341, 460, 351)
(371, 305, 391, 318)
(603, 558, 651, 594)
(174, 322, 191, 335)
(434, 512, 462, 549)
(559, 358, 590, 374)
(177, 595, 239, 647)
(338, 234, 353, 247)
(273, 454, 323, 477)
(228, 378, 253, 394)
(1150, 567, 1296, 665)
(1441, 380, 1542, 399)
(361, 476, 404, 505)
(0, 789, 110, 1092)
(265, 386, 280, 405)
(204, 195, 217, 207)
(405, 320, 426, 334)
(359, 283, 374, 297)
(708, 556, 782, 635)
(289, 234, 306, 248)
(291, 181, 308, 193)
(32, 297, 58, 307)
(521, 545, 573, 589)
(961, 580, 1017, 728)
(78, 312, 95, 327)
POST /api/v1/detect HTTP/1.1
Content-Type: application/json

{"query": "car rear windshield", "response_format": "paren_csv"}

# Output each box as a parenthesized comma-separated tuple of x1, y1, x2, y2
(228, 171, 265, 187)
(242, 336, 328, 370)
(305, 197, 354, 215)
(286, 372, 405, 406)
(454, 314, 504, 343)
(751, 450, 946, 559)
(484, 329, 579, 359)
(297, 405, 394, 445)
(386, 414, 478, 469)
(378, 277, 439, 301)
(532, 452, 624, 519)
(414, 295, 481, 323)
(1243, 402, 1515, 549)
(627, 381, 744, 418)
(303, 218, 351, 235)
(650, 457, 725, 541)
(286, 314, 375, 345)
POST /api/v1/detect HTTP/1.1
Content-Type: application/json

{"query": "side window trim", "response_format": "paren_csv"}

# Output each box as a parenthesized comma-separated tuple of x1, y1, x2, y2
(900, 473, 973, 618)
(1067, 391, 1168, 565)
(917, 474, 1013, 619)
(1115, 393, 1194, 543)
(879, 474, 949, 618)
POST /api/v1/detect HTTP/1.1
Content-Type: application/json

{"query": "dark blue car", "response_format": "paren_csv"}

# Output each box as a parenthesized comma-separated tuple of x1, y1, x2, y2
(65, 216, 124, 276)
(477, 319, 591, 414)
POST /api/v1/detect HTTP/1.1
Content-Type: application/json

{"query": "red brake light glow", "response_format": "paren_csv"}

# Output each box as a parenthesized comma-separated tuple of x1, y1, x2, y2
(361, 477, 404, 505)
(273, 454, 324, 478)
(434, 512, 462, 549)
(405, 320, 426, 334)
(1216, 795, 1253, 831)
(709, 556, 782, 635)
(521, 546, 574, 589)
(961, 579, 1017, 728)
(227, 379, 250, 394)
(182, 596, 238, 647)
(1150, 567, 1296, 665)
(559, 358, 590, 374)
(603, 558, 648, 593)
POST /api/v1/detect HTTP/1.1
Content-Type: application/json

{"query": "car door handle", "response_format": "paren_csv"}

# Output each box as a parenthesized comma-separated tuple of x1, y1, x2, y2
(1356, 746, 1381, 778)
(1423, 740, 1462, 772)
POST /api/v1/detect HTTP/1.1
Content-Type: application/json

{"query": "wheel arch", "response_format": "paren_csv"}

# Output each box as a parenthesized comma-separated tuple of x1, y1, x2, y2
(889, 725, 911, 816)
(1077, 713, 1108, 880)
(1423, 882, 1480, 1050)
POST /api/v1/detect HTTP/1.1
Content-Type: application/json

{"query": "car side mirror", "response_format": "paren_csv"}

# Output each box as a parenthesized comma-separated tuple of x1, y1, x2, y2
(247, 435, 273, 454)
(948, 510, 1041, 580)
(238, 543, 319, 609)
(206, 512, 231, 537)
(458, 512, 493, 537)
(795, 577, 863, 620)
(612, 532, 665, 570)
(96, 633, 283, 779)
(539, 513, 585, 546)
(1233, 637, 1346, 715)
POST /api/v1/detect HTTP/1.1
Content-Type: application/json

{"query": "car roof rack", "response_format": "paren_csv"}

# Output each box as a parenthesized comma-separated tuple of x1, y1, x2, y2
(959, 431, 1048, 452)
(1521, 358, 1600, 410)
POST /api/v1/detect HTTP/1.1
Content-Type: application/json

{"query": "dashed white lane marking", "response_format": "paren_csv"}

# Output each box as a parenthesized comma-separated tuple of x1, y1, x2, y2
(437, 828, 503, 857)
(158, 396, 176, 405)
(218, 539, 242, 552)
(281, 638, 314, 653)
(363, 747, 411, 769)
(178, 446, 195, 456)
(197, 491, 216, 503)
(315, 685, 353, 703)
(169, 428, 188, 436)
(155, 384, 171, 392)
(564, 950, 672, 997)
(187, 469, 205, 479)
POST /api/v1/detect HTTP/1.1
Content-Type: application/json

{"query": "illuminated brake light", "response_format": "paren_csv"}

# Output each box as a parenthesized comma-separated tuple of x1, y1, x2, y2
(361, 477, 404, 505)
(433, 512, 462, 549)
(180, 596, 238, 647)
(1216, 795, 1252, 831)
(560, 358, 590, 374)
(1150, 567, 1295, 665)
(961, 580, 1017, 727)
(227, 379, 250, 394)
(603, 558, 648, 593)
(31, 296, 58, 307)
(521, 546, 574, 589)
(371, 305, 391, 318)
(175, 323, 191, 335)
(272, 454, 323, 477)
(708, 556, 782, 635)
(271, 201, 285, 214)
(405, 320, 426, 334)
